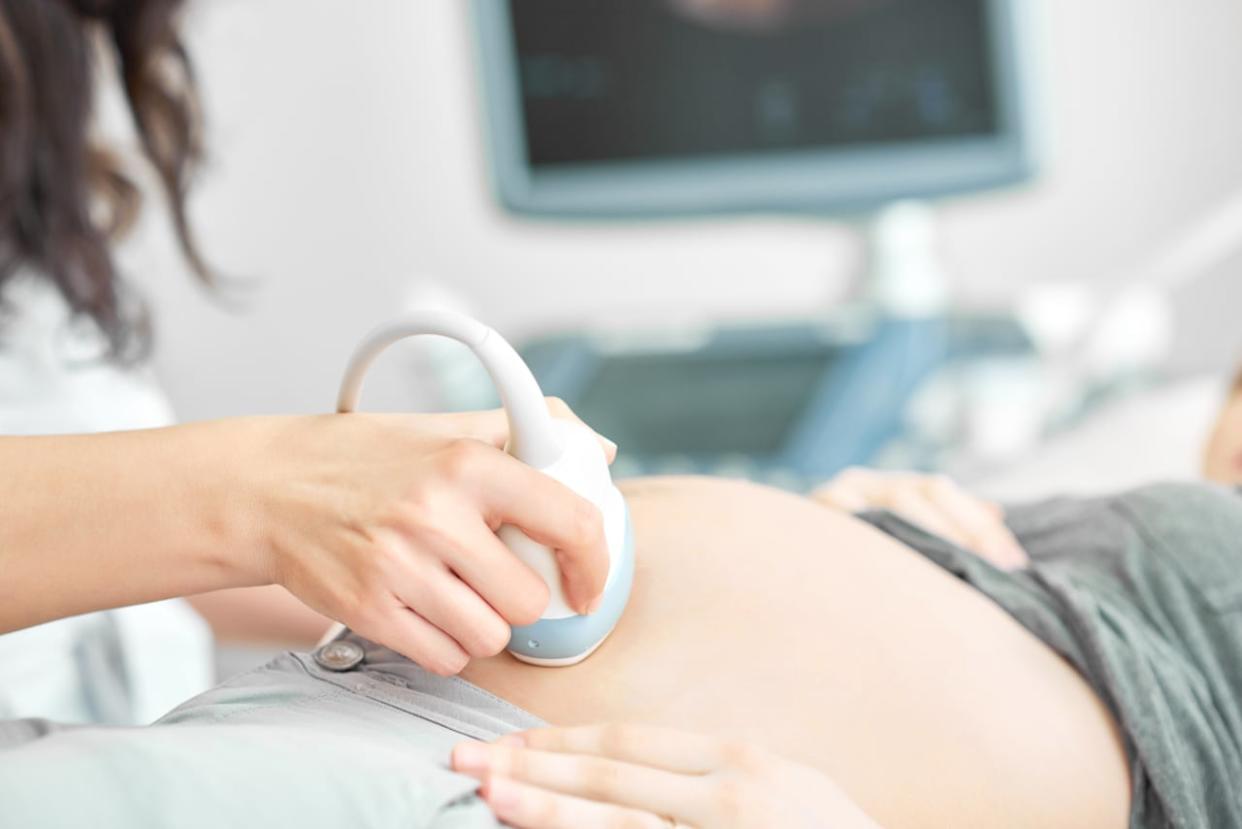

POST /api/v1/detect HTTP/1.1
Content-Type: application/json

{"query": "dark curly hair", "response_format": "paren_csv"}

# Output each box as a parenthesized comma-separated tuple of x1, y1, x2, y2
(0, 0, 208, 361)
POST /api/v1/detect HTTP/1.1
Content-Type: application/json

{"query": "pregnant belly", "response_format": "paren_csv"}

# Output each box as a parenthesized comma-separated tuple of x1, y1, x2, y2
(461, 476, 1130, 828)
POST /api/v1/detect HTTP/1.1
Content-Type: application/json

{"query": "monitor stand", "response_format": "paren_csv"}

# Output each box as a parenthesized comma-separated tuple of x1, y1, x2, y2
(854, 200, 951, 319)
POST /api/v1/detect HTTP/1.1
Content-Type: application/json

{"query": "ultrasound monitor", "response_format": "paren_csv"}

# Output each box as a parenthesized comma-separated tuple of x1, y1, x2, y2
(472, 0, 1037, 217)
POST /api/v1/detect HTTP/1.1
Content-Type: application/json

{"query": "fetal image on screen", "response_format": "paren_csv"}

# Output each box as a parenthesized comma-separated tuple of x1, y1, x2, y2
(509, 0, 1000, 166)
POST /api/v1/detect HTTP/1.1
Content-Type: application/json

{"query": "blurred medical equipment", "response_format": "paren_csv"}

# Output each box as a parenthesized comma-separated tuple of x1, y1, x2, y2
(516, 310, 1031, 488)
(464, 0, 1044, 480)
(338, 311, 634, 667)
(915, 182, 1242, 487)
(1022, 185, 1242, 415)
(972, 374, 1227, 501)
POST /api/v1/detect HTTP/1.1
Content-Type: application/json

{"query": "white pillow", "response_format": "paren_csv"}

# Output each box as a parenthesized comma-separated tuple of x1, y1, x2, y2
(972, 375, 1229, 503)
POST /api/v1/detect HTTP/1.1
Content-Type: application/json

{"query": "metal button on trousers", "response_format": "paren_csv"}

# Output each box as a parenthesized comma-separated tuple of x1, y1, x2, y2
(314, 640, 365, 672)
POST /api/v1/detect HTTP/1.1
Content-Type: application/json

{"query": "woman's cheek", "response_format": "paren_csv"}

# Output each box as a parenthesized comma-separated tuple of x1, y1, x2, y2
(1204, 395, 1242, 484)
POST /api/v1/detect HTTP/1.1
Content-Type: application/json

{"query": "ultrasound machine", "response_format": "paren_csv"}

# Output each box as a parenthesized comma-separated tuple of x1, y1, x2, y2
(469, 0, 1040, 486)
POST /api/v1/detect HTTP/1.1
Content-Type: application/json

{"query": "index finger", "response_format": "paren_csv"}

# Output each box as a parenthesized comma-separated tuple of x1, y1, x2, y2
(478, 454, 610, 614)
(507, 724, 725, 775)
(413, 398, 618, 463)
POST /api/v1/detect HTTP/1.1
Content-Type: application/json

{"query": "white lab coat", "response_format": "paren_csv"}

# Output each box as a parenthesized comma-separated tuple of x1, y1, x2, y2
(0, 276, 213, 725)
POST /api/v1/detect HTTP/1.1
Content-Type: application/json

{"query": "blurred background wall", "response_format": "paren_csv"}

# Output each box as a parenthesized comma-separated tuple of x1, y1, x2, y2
(109, 0, 1242, 422)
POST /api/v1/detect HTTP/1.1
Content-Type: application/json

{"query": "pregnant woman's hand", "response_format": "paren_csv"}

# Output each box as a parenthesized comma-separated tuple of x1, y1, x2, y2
(812, 467, 1029, 569)
(230, 401, 615, 675)
(452, 725, 881, 828)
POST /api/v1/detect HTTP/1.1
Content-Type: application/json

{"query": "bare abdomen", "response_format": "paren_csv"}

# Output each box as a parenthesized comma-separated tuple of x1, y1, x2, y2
(462, 476, 1130, 828)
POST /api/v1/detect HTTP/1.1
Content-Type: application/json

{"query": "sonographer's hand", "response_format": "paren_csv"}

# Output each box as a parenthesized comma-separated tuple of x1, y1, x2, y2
(452, 725, 881, 828)
(812, 468, 1029, 570)
(230, 400, 616, 675)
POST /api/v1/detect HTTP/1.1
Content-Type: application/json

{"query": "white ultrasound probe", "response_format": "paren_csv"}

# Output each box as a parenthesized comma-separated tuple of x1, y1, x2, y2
(336, 311, 634, 667)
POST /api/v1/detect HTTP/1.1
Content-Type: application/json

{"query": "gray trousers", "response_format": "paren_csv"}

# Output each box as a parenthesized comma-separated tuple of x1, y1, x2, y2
(0, 632, 540, 828)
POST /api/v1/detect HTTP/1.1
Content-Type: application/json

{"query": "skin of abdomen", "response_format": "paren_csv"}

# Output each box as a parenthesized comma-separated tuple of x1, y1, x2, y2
(461, 476, 1131, 829)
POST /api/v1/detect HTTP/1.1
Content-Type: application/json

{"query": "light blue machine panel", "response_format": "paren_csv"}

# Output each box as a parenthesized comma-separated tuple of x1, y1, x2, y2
(519, 314, 1034, 489)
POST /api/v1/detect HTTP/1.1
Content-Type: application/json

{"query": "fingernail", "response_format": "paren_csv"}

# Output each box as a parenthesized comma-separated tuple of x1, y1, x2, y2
(985, 538, 1027, 569)
(496, 733, 526, 748)
(585, 593, 604, 615)
(452, 741, 490, 775)
(484, 775, 521, 812)
(1003, 541, 1030, 569)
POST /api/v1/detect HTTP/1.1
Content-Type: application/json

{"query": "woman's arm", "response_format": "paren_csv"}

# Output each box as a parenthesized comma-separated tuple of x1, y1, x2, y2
(187, 586, 332, 646)
(0, 422, 258, 629)
(0, 407, 614, 674)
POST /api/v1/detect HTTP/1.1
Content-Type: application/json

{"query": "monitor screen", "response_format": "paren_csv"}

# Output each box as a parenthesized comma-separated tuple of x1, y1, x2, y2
(510, 0, 1000, 169)
(473, 0, 1034, 216)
